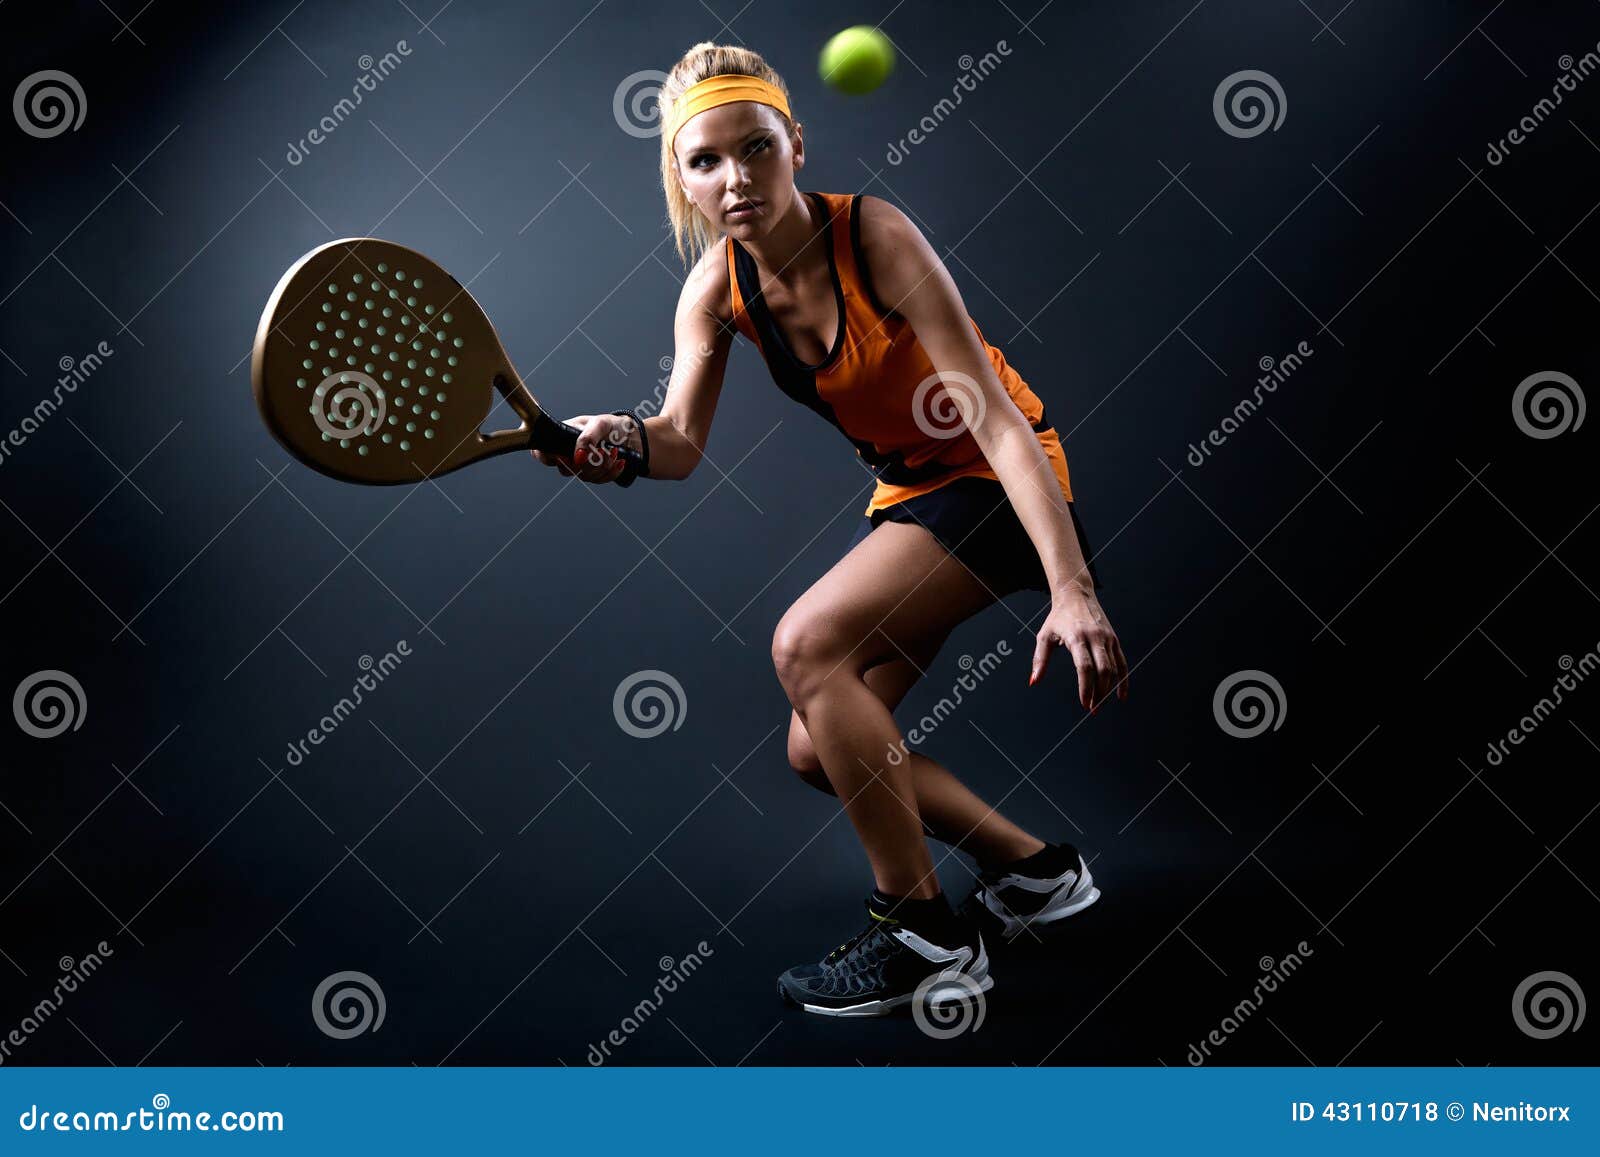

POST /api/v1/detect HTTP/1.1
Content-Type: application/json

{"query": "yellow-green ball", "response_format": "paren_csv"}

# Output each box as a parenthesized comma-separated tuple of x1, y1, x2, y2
(819, 26, 894, 95)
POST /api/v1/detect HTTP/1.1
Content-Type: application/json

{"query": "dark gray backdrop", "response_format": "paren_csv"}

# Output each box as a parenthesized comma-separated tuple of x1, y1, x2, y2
(1, 0, 1595, 1066)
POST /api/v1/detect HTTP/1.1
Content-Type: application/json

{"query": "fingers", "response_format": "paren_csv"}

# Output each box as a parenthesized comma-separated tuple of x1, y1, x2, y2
(1071, 637, 1099, 712)
(1089, 640, 1116, 713)
(1033, 625, 1097, 711)
(1034, 621, 1129, 714)
(571, 414, 607, 466)
(1029, 630, 1053, 687)
(574, 415, 630, 482)
(566, 446, 622, 483)
(531, 416, 626, 483)
(530, 448, 574, 475)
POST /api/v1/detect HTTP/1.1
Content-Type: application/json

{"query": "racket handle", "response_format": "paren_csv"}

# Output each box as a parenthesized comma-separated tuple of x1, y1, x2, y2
(529, 414, 647, 485)
(528, 413, 644, 465)
(560, 420, 646, 466)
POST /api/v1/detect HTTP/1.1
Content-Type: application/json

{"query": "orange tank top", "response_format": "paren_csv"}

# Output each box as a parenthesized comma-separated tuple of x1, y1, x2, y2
(726, 190, 1076, 517)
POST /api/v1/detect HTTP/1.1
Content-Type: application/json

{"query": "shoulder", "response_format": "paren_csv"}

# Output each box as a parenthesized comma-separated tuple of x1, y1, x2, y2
(676, 238, 734, 331)
(854, 192, 922, 247)
(853, 194, 939, 313)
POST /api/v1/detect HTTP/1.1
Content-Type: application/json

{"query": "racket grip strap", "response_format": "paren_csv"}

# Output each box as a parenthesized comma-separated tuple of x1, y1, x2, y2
(609, 409, 650, 487)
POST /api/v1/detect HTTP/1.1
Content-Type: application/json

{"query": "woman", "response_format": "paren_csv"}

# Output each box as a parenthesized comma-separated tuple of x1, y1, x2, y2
(533, 42, 1129, 1018)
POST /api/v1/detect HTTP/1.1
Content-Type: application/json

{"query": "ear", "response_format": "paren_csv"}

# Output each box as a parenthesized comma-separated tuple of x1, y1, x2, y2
(790, 120, 805, 171)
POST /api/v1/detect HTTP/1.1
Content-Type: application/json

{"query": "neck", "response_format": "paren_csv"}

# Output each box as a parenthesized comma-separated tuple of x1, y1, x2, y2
(737, 188, 825, 282)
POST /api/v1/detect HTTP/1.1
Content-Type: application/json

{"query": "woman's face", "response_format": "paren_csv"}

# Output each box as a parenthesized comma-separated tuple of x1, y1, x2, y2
(674, 101, 800, 235)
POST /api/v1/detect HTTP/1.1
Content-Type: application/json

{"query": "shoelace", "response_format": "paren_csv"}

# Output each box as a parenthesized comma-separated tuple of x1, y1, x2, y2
(824, 924, 897, 996)
(823, 900, 895, 967)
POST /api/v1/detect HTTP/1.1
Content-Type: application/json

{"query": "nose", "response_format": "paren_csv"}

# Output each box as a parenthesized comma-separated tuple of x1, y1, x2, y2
(724, 159, 752, 193)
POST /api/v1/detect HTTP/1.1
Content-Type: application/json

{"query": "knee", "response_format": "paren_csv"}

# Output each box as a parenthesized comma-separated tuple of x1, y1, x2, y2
(771, 612, 848, 702)
(785, 714, 837, 796)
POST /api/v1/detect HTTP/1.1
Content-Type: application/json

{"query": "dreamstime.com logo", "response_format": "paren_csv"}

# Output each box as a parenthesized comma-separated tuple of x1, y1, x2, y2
(613, 669, 687, 738)
(1512, 371, 1585, 439)
(567, 339, 719, 469)
(614, 70, 669, 137)
(312, 970, 386, 1039)
(1480, 647, 1599, 769)
(1212, 669, 1286, 738)
(886, 641, 1012, 765)
(1486, 45, 1600, 165)
(1187, 942, 1316, 1064)
(1213, 70, 1286, 138)
(281, 642, 410, 767)
(0, 941, 114, 1066)
(884, 42, 1013, 165)
(0, 340, 115, 469)
(13, 70, 85, 138)
(1512, 971, 1585, 1039)
(285, 42, 413, 165)
(12, 670, 86, 739)
(639, 340, 717, 420)
(17, 1095, 283, 1133)
(1186, 340, 1314, 467)
(586, 943, 716, 1063)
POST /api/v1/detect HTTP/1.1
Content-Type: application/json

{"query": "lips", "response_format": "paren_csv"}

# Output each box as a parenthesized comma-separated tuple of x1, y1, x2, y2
(725, 199, 759, 218)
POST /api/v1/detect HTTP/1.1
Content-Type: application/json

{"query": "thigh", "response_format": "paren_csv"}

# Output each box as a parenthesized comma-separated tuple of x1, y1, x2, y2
(784, 572, 966, 780)
(782, 519, 999, 678)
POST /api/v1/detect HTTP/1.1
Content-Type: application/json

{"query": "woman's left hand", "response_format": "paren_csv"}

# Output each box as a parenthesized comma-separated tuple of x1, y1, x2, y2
(1030, 588, 1129, 714)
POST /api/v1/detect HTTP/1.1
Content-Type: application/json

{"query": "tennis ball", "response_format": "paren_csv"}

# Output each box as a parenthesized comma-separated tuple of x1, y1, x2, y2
(819, 26, 894, 95)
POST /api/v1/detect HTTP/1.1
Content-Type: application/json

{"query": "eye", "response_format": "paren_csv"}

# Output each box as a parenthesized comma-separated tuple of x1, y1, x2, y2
(747, 137, 771, 155)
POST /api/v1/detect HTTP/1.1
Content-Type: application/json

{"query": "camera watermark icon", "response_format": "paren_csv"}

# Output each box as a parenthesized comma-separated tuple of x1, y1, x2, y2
(613, 669, 687, 738)
(911, 971, 987, 1039)
(614, 70, 669, 138)
(1213, 70, 1286, 138)
(1512, 970, 1585, 1039)
(1212, 669, 1286, 738)
(13, 670, 86, 739)
(13, 70, 86, 138)
(312, 970, 386, 1039)
(1512, 371, 1585, 439)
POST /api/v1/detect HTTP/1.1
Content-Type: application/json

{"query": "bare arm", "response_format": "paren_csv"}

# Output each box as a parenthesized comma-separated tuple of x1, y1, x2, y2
(647, 246, 734, 480)
(531, 245, 733, 483)
(858, 194, 1128, 710)
(859, 195, 1091, 597)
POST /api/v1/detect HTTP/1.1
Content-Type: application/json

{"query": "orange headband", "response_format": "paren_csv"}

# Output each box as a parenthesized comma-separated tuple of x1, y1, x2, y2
(664, 74, 792, 156)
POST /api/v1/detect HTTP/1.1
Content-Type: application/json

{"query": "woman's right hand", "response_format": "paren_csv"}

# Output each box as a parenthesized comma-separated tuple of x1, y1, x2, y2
(529, 413, 632, 484)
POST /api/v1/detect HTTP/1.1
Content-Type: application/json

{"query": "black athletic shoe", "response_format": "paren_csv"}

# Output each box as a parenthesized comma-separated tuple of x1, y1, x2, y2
(776, 894, 992, 1017)
(957, 842, 1100, 943)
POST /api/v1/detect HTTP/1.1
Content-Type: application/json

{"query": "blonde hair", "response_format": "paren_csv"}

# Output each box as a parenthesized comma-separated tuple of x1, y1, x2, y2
(658, 42, 794, 267)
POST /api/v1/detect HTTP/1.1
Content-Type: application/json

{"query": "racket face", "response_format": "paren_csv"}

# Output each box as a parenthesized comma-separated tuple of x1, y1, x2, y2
(253, 238, 520, 484)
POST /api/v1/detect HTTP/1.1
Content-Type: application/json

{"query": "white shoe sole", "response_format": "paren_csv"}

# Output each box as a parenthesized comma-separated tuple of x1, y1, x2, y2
(795, 972, 994, 1018)
(989, 864, 1101, 942)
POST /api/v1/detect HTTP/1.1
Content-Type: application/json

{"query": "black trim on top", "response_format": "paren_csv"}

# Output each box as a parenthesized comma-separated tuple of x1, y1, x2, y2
(730, 192, 1056, 488)
(728, 194, 861, 452)
(849, 193, 900, 322)
(729, 191, 846, 372)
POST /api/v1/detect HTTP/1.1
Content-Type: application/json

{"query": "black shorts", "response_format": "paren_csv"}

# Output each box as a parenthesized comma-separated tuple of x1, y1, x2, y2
(845, 475, 1105, 595)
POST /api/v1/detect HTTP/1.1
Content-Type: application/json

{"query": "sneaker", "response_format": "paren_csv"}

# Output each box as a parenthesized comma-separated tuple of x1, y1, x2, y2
(958, 842, 1100, 943)
(776, 894, 992, 1017)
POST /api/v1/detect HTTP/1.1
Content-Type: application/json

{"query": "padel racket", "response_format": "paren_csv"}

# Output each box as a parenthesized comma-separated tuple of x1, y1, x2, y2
(251, 237, 642, 484)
